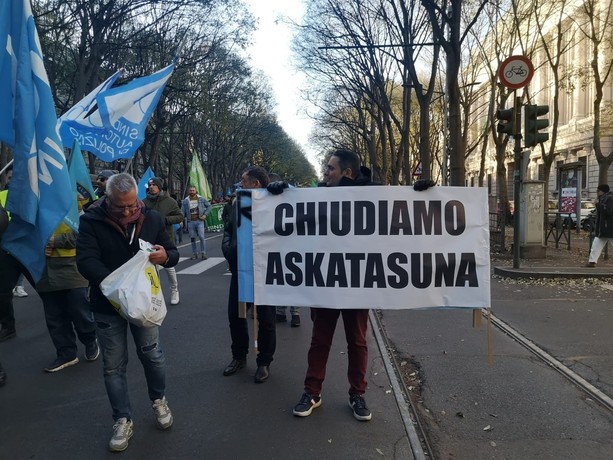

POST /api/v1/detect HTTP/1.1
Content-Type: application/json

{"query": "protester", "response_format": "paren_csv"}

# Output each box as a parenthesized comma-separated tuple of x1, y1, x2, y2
(37, 220, 99, 372)
(285, 150, 374, 421)
(282, 150, 435, 421)
(94, 169, 117, 199)
(222, 166, 276, 383)
(181, 186, 212, 260)
(586, 184, 613, 267)
(76, 173, 179, 452)
(143, 177, 184, 305)
(0, 167, 28, 300)
(0, 166, 33, 342)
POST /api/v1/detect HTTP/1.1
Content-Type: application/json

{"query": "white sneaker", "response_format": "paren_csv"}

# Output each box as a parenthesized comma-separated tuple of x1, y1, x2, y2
(109, 418, 133, 452)
(152, 396, 173, 429)
(13, 286, 28, 297)
(170, 290, 180, 305)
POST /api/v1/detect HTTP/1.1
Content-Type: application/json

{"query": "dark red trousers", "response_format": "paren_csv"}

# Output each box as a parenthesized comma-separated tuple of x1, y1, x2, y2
(304, 308, 369, 396)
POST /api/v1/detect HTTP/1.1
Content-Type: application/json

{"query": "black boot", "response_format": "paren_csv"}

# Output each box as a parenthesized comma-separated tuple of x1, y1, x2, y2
(223, 358, 246, 376)
(254, 365, 270, 383)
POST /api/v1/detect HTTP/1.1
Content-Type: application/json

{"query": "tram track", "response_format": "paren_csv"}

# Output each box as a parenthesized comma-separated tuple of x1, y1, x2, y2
(484, 309, 613, 414)
(372, 305, 613, 460)
(370, 310, 433, 460)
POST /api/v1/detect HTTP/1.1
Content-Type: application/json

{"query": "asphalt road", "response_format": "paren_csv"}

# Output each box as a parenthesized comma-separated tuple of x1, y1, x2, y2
(0, 233, 413, 460)
(2, 232, 613, 459)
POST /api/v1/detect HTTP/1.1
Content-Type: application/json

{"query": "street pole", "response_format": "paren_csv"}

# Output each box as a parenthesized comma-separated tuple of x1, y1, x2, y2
(513, 94, 523, 269)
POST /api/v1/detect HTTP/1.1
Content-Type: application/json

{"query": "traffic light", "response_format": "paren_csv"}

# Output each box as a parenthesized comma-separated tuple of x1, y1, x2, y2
(524, 104, 549, 147)
(496, 107, 515, 137)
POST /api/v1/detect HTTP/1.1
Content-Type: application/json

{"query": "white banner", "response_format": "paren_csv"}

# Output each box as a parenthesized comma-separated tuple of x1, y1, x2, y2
(252, 186, 491, 309)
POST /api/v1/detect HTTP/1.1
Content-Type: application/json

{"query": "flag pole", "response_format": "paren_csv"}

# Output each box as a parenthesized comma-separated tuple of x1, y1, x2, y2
(0, 159, 14, 176)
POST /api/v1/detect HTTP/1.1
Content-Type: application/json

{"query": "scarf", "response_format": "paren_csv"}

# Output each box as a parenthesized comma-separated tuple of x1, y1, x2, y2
(105, 199, 143, 232)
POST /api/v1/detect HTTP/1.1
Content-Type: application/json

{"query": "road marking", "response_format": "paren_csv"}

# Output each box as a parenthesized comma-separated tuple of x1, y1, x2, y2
(177, 257, 225, 275)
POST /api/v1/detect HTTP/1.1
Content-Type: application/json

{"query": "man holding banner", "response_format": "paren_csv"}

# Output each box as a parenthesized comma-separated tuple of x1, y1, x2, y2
(291, 150, 375, 421)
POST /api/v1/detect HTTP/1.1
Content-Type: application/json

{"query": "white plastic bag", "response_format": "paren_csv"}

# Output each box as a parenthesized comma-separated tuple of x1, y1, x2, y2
(100, 249, 167, 327)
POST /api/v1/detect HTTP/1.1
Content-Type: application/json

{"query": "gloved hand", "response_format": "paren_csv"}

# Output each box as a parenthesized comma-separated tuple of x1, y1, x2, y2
(267, 181, 289, 195)
(413, 179, 436, 191)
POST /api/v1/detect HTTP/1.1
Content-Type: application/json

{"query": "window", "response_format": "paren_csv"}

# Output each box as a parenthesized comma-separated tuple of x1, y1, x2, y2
(579, 156, 587, 189)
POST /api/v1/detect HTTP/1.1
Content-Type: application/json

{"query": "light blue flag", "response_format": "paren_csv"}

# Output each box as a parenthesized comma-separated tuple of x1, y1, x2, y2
(69, 140, 96, 203)
(236, 190, 255, 303)
(57, 63, 176, 161)
(58, 70, 123, 148)
(0, 0, 73, 282)
(137, 167, 155, 200)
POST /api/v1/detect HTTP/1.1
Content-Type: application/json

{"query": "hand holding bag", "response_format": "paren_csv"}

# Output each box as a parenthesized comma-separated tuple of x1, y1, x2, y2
(100, 249, 167, 327)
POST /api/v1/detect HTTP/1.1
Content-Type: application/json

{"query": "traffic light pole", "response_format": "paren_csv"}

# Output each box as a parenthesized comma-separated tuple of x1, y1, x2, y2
(513, 95, 522, 269)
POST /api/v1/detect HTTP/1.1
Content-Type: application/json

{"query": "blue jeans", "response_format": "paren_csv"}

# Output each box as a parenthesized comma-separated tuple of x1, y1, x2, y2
(94, 312, 166, 421)
(187, 220, 206, 255)
(40, 288, 96, 360)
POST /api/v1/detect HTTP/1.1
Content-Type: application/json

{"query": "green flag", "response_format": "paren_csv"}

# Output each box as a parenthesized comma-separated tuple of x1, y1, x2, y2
(189, 153, 212, 201)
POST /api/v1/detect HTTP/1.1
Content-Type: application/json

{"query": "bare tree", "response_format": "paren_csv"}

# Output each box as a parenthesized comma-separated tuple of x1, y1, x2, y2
(572, 0, 613, 184)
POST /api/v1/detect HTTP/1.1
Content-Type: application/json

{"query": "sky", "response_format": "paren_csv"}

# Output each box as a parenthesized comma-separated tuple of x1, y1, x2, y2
(243, 0, 319, 172)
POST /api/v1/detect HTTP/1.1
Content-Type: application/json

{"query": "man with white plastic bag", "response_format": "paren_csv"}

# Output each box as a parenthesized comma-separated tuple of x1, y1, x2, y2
(76, 173, 179, 452)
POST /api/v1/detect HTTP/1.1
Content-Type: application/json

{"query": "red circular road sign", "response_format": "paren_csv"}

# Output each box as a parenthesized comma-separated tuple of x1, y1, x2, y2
(499, 55, 534, 89)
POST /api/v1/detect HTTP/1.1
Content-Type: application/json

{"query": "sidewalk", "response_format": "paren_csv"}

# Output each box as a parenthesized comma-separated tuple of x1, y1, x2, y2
(493, 229, 613, 279)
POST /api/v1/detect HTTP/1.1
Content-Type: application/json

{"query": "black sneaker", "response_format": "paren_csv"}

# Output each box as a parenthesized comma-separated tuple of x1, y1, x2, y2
(44, 356, 79, 373)
(290, 315, 301, 327)
(85, 339, 100, 361)
(293, 393, 322, 417)
(349, 394, 372, 421)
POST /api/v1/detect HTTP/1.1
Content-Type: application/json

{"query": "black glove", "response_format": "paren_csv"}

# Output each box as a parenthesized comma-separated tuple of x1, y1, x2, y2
(413, 179, 436, 191)
(266, 181, 289, 195)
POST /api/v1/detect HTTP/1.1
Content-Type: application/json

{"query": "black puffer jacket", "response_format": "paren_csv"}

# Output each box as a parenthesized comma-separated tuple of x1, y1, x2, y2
(76, 203, 179, 315)
(596, 191, 613, 238)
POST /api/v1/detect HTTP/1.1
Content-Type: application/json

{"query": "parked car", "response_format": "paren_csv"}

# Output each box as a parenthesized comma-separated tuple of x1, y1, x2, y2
(547, 200, 595, 229)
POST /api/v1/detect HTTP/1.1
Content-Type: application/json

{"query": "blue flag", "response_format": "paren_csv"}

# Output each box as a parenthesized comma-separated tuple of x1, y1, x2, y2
(67, 140, 96, 224)
(57, 63, 175, 161)
(58, 70, 123, 147)
(236, 190, 255, 303)
(0, 0, 73, 282)
(137, 167, 155, 200)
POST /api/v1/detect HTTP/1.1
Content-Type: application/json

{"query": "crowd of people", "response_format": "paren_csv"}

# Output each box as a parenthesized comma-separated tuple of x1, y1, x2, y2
(0, 149, 438, 453)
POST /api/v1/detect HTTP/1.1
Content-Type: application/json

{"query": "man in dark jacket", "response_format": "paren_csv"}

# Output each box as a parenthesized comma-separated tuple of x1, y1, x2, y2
(76, 173, 179, 452)
(222, 166, 276, 383)
(143, 177, 184, 305)
(586, 184, 613, 266)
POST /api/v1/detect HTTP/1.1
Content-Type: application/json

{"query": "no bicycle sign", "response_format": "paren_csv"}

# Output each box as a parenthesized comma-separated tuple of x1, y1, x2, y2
(499, 55, 534, 90)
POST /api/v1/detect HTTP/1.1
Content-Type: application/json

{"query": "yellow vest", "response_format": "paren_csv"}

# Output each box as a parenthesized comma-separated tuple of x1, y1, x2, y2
(0, 190, 8, 219)
(48, 222, 77, 258)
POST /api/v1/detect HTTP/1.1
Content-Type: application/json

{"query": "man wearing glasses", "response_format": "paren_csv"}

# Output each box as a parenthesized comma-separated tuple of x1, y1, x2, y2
(77, 173, 179, 452)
